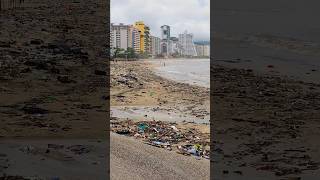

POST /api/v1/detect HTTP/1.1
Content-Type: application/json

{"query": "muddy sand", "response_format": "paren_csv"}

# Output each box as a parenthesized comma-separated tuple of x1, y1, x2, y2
(1, 0, 108, 178)
(211, 63, 320, 179)
(110, 133, 209, 180)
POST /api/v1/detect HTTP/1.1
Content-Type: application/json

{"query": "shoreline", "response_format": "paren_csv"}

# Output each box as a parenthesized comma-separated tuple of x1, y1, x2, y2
(148, 58, 210, 88)
(110, 60, 210, 161)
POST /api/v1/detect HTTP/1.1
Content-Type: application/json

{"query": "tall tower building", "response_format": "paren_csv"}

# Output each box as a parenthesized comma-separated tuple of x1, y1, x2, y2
(128, 25, 141, 53)
(134, 21, 151, 54)
(145, 26, 151, 54)
(110, 23, 129, 50)
(161, 25, 170, 40)
(178, 30, 197, 56)
(160, 25, 171, 56)
(151, 36, 161, 56)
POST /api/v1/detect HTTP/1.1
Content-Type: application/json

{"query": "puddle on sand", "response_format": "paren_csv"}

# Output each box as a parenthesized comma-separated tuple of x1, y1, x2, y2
(111, 106, 209, 124)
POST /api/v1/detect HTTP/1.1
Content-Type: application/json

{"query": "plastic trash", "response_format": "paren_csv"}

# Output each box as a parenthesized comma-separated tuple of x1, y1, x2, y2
(138, 123, 148, 131)
(170, 125, 179, 131)
(194, 144, 202, 151)
(187, 147, 198, 156)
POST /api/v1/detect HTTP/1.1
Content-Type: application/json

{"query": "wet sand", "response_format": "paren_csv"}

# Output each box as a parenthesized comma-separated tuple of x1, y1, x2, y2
(213, 1, 320, 178)
(211, 64, 320, 179)
(0, 138, 107, 179)
(0, 0, 108, 178)
(110, 133, 209, 180)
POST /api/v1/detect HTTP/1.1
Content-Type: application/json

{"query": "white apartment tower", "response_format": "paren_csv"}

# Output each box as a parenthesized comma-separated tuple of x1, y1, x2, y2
(151, 36, 161, 56)
(128, 25, 141, 53)
(179, 30, 197, 56)
(110, 23, 129, 50)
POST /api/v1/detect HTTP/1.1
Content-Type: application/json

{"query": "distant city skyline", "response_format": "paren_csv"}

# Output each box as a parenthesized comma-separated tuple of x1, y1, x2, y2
(111, 0, 210, 41)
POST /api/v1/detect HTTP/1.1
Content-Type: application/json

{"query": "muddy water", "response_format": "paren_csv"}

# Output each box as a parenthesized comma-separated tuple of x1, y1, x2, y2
(150, 59, 210, 88)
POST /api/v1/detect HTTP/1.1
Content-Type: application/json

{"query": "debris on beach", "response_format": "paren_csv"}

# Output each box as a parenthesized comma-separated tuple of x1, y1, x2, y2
(111, 120, 210, 159)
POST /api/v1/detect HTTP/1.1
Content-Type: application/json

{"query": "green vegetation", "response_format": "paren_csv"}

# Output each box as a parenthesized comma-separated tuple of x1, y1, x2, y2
(111, 47, 139, 60)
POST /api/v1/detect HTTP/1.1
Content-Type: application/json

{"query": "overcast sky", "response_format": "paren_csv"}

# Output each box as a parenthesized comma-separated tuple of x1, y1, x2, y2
(111, 0, 210, 41)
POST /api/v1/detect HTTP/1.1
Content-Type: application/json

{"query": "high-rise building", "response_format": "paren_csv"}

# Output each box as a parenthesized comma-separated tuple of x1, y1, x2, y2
(179, 30, 197, 56)
(195, 44, 210, 57)
(151, 36, 161, 56)
(134, 21, 151, 54)
(160, 25, 171, 56)
(110, 23, 129, 50)
(145, 26, 151, 54)
(161, 25, 170, 40)
(128, 25, 141, 53)
(169, 37, 181, 55)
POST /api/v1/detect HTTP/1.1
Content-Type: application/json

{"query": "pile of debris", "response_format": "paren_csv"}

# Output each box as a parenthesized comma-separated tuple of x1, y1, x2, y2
(111, 120, 210, 160)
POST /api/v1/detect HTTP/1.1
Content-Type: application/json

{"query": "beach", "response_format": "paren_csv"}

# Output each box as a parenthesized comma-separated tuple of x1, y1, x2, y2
(110, 59, 210, 179)
(0, 0, 108, 178)
(212, 32, 320, 180)
(213, 0, 320, 178)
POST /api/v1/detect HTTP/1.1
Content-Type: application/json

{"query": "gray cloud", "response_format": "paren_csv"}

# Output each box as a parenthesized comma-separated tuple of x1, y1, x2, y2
(111, 0, 210, 41)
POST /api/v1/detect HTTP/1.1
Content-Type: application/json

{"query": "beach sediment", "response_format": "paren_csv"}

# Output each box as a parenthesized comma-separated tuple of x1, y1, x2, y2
(211, 62, 320, 179)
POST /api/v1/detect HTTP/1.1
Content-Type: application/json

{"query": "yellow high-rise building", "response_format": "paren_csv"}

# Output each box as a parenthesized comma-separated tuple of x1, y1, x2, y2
(134, 21, 145, 53)
(134, 21, 150, 54)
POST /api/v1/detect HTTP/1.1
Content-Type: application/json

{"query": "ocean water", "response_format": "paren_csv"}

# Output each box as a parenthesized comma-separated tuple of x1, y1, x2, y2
(151, 59, 210, 88)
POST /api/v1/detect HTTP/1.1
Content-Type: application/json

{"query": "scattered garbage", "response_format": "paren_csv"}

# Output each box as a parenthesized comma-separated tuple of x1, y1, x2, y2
(111, 120, 210, 159)
(170, 125, 179, 132)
